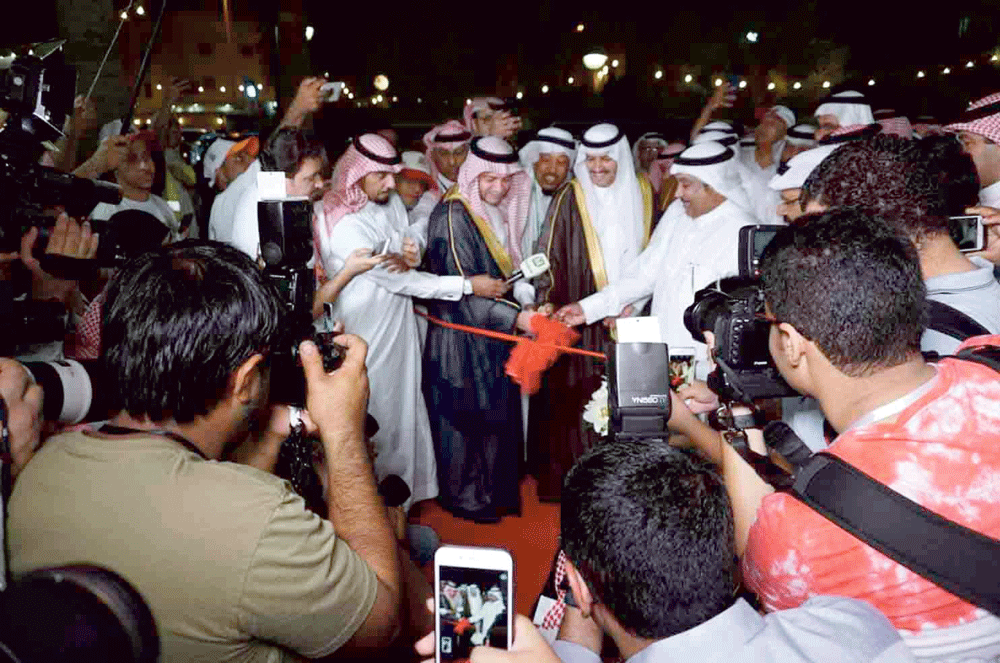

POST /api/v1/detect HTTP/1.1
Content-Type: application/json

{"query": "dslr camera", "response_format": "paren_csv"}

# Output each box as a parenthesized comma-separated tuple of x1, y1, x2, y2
(683, 224, 795, 404)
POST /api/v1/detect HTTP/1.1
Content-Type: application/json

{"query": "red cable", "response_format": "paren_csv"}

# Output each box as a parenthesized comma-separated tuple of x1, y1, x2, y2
(414, 308, 607, 360)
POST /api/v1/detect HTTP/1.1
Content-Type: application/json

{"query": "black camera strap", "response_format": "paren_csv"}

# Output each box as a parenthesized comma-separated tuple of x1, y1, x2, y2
(925, 299, 990, 342)
(784, 344, 1000, 616)
(790, 452, 1000, 616)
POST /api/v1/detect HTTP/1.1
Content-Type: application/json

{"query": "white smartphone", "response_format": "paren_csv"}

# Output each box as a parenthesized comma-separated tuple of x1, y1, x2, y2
(434, 545, 513, 662)
(949, 215, 985, 253)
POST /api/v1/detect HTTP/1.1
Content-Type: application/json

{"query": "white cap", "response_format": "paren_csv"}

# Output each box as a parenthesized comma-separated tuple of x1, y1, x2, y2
(203, 139, 237, 183)
(400, 150, 432, 176)
(768, 144, 837, 191)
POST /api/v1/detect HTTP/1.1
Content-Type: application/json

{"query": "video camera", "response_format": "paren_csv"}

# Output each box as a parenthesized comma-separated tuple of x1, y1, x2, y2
(0, 45, 122, 254)
(683, 225, 795, 404)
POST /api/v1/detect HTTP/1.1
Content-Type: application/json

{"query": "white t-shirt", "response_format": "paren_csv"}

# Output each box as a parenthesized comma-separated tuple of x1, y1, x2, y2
(90, 194, 182, 242)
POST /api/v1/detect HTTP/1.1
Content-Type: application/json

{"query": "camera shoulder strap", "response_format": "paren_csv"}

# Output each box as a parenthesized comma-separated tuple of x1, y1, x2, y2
(925, 299, 991, 342)
(790, 452, 1000, 616)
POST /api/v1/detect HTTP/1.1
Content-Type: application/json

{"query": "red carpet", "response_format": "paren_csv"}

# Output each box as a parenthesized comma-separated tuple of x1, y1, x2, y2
(409, 476, 560, 617)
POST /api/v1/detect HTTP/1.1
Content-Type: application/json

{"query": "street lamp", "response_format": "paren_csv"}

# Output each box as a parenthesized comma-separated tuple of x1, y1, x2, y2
(374, 75, 389, 91)
(583, 49, 608, 71)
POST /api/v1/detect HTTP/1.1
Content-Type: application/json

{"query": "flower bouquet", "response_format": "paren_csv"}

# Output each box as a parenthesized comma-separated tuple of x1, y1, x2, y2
(582, 377, 610, 436)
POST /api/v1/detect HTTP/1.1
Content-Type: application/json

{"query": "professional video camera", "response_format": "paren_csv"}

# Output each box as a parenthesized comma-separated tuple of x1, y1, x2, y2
(683, 224, 795, 404)
(0, 44, 122, 254)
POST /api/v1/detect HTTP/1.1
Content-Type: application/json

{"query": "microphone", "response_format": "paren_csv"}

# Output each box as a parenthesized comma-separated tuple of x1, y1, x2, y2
(506, 253, 550, 284)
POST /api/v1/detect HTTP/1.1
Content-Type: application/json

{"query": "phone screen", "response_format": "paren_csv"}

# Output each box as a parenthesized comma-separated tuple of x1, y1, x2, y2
(949, 215, 984, 252)
(437, 566, 511, 661)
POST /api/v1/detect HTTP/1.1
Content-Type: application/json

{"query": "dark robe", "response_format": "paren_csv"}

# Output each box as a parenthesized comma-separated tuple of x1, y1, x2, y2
(421, 197, 523, 522)
(529, 178, 654, 501)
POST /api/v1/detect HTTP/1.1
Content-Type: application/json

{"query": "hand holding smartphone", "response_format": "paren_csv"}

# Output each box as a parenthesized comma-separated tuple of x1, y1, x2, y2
(435, 545, 513, 661)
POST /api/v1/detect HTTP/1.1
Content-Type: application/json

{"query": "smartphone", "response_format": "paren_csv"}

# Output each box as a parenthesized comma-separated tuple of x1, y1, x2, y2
(949, 215, 985, 253)
(320, 81, 343, 103)
(435, 545, 513, 662)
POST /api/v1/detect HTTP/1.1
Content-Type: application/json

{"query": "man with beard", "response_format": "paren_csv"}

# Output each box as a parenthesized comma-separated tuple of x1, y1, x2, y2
(528, 123, 655, 501)
(518, 127, 577, 261)
(424, 120, 473, 193)
(229, 128, 326, 261)
(813, 90, 876, 141)
(631, 132, 669, 179)
(315, 134, 508, 511)
(422, 136, 537, 522)
(558, 141, 755, 387)
(946, 91, 1000, 208)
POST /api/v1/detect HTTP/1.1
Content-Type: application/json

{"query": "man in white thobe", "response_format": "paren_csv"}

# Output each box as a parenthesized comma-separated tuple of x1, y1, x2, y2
(314, 134, 506, 508)
(558, 141, 756, 380)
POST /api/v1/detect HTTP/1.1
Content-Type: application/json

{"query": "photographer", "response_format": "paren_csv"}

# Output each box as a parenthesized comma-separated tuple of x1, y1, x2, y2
(799, 134, 1000, 355)
(668, 210, 1000, 660)
(8, 241, 411, 660)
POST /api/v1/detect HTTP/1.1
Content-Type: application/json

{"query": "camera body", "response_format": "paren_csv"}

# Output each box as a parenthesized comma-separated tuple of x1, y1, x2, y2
(257, 197, 343, 407)
(683, 224, 796, 404)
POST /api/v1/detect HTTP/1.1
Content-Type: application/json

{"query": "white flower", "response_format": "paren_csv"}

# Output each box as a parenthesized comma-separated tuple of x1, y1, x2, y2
(582, 377, 610, 436)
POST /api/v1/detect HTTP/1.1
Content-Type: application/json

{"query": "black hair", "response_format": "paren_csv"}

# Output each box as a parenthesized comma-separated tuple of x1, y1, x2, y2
(917, 133, 981, 216)
(561, 441, 735, 640)
(800, 134, 949, 240)
(260, 128, 328, 178)
(760, 209, 925, 377)
(101, 240, 285, 423)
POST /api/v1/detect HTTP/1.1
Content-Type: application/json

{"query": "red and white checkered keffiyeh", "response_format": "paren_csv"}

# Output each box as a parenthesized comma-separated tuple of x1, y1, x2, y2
(464, 97, 504, 134)
(455, 136, 531, 265)
(67, 289, 106, 360)
(945, 91, 1000, 144)
(877, 116, 914, 139)
(320, 134, 402, 237)
(423, 120, 471, 192)
(541, 550, 569, 631)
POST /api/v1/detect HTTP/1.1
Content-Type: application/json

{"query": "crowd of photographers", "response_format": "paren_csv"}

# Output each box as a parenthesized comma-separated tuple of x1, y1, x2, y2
(4, 42, 1000, 662)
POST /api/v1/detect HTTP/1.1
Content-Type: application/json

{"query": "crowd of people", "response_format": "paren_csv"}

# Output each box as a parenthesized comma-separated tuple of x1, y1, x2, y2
(3, 51, 1000, 661)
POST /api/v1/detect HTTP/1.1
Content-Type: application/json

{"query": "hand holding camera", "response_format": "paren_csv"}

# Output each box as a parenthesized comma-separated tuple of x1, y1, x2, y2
(300, 333, 369, 450)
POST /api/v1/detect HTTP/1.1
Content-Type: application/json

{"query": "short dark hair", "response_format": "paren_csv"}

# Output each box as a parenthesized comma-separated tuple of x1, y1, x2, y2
(918, 134, 981, 216)
(800, 134, 949, 239)
(102, 240, 285, 423)
(561, 441, 735, 640)
(760, 209, 925, 377)
(261, 128, 328, 177)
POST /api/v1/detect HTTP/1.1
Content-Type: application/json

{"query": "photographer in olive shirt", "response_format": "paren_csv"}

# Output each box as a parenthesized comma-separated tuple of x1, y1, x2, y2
(8, 241, 403, 661)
